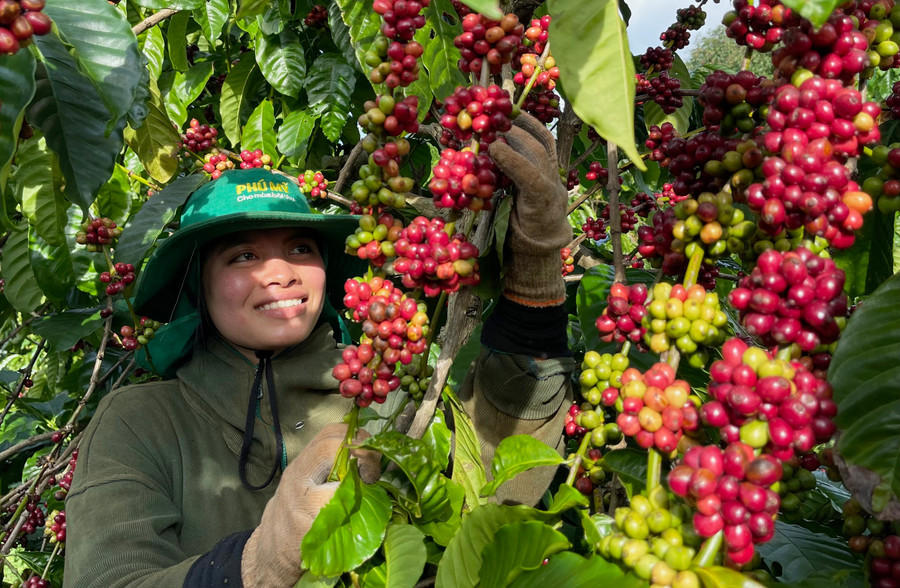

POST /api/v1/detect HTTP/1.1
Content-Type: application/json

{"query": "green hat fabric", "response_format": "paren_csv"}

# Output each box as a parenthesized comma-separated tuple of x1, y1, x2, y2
(133, 168, 364, 321)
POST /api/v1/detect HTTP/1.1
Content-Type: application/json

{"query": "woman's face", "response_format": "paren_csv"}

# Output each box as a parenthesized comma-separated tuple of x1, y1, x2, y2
(202, 227, 327, 359)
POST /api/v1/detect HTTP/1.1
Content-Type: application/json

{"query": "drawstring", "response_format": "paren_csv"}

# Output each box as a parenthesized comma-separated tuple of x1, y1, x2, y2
(238, 350, 284, 491)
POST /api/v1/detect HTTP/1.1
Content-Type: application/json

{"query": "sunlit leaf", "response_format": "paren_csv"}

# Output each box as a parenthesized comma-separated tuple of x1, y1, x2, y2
(756, 520, 863, 583)
(0, 50, 35, 198)
(255, 28, 307, 98)
(423, 0, 466, 101)
(1, 228, 44, 313)
(780, 0, 843, 27)
(479, 521, 571, 588)
(278, 109, 319, 165)
(194, 0, 231, 44)
(123, 78, 181, 184)
(481, 435, 564, 496)
(13, 137, 67, 247)
(220, 56, 263, 146)
(306, 54, 356, 142)
(242, 99, 277, 159)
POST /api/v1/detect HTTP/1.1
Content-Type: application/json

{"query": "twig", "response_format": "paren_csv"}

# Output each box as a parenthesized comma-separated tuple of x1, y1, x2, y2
(334, 140, 367, 195)
(606, 141, 625, 283)
(566, 182, 603, 216)
(0, 315, 40, 352)
(132, 9, 178, 35)
(63, 316, 115, 432)
(116, 164, 161, 192)
(0, 431, 56, 463)
(568, 139, 601, 172)
(0, 340, 47, 427)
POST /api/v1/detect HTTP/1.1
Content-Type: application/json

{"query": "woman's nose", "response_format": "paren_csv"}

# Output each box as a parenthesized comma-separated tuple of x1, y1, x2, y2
(260, 257, 298, 287)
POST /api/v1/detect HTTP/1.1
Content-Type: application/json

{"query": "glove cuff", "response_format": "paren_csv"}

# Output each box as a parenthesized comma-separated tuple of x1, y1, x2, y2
(503, 249, 567, 307)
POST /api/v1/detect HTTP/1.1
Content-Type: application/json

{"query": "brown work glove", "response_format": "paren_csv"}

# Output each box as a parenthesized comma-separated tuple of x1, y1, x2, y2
(489, 112, 572, 307)
(241, 423, 380, 587)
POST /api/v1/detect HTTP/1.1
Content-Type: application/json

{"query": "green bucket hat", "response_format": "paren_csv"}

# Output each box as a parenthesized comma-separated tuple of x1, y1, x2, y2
(133, 168, 364, 320)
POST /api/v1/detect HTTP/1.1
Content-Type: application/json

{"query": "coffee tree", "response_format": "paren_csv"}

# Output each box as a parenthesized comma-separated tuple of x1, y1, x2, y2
(0, 0, 899, 586)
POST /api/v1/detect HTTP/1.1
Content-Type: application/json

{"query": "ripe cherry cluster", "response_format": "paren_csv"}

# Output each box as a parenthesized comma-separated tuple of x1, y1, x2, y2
(100, 263, 136, 296)
(119, 316, 161, 351)
(660, 23, 691, 51)
(360, 94, 420, 137)
(76, 217, 122, 252)
(697, 70, 774, 135)
(44, 508, 65, 545)
(429, 147, 500, 210)
(180, 118, 218, 154)
(392, 216, 481, 296)
(844, 0, 900, 72)
(861, 143, 900, 214)
(671, 191, 757, 260)
(701, 338, 836, 459)
(54, 448, 78, 500)
(373, 0, 427, 42)
(454, 12, 523, 75)
(595, 282, 649, 346)
(298, 170, 328, 199)
(598, 489, 702, 588)
(439, 85, 515, 145)
(239, 149, 272, 170)
(0, 0, 50, 56)
(631, 191, 657, 217)
(570, 446, 607, 495)
(668, 442, 781, 565)
(563, 168, 579, 190)
(676, 5, 706, 30)
(640, 46, 674, 73)
(560, 247, 574, 275)
(11, 497, 45, 537)
(728, 247, 848, 352)
(202, 151, 234, 179)
(653, 128, 746, 198)
(517, 53, 560, 89)
(637, 208, 688, 276)
(582, 217, 607, 240)
(336, 277, 429, 406)
(578, 349, 629, 409)
(867, 534, 900, 588)
(608, 363, 701, 454)
(723, 0, 794, 51)
(371, 38, 424, 88)
(658, 182, 688, 205)
(772, 12, 874, 84)
(522, 15, 551, 56)
(303, 4, 328, 28)
(520, 87, 562, 123)
(345, 212, 403, 266)
(23, 575, 50, 588)
(449, 0, 470, 17)
(646, 123, 678, 167)
(585, 161, 610, 183)
(367, 0, 428, 89)
(886, 79, 900, 119)
(645, 73, 684, 115)
(643, 283, 729, 367)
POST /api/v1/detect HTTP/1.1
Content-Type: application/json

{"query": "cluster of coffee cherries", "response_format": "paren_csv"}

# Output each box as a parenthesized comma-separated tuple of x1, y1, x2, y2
(728, 247, 848, 352)
(439, 85, 515, 146)
(44, 508, 66, 545)
(345, 212, 403, 267)
(7, 496, 45, 540)
(582, 217, 608, 241)
(776, 454, 819, 520)
(519, 87, 561, 123)
(303, 4, 328, 28)
(594, 283, 648, 346)
(53, 448, 77, 501)
(298, 170, 328, 199)
(697, 70, 774, 136)
(771, 12, 873, 84)
(577, 349, 629, 408)
(845, 0, 900, 72)
(0, 0, 51, 55)
(454, 12, 523, 75)
(598, 488, 702, 588)
(100, 263, 136, 296)
(585, 161, 609, 183)
(429, 147, 500, 211)
(202, 150, 235, 180)
(22, 575, 51, 588)
(646, 123, 678, 167)
(671, 191, 757, 260)
(723, 0, 793, 50)
(392, 216, 480, 296)
(336, 277, 429, 406)
(701, 338, 836, 459)
(75, 217, 122, 252)
(238, 149, 272, 170)
(867, 534, 900, 588)
(350, 151, 408, 210)
(645, 73, 684, 115)
(676, 5, 706, 30)
(119, 316, 161, 351)
(570, 446, 607, 495)
(668, 442, 781, 565)
(369, 38, 424, 89)
(180, 118, 218, 154)
(861, 142, 900, 214)
(521, 15, 551, 57)
(637, 208, 693, 277)
(886, 79, 900, 119)
(359, 94, 420, 138)
(516, 52, 560, 90)
(660, 22, 691, 51)
(372, 0, 427, 42)
(640, 46, 674, 73)
(607, 362, 701, 454)
(560, 247, 574, 276)
(644, 283, 729, 367)
(398, 360, 433, 401)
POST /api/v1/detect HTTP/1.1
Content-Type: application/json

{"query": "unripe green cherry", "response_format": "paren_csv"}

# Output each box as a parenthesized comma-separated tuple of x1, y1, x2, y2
(739, 419, 769, 448)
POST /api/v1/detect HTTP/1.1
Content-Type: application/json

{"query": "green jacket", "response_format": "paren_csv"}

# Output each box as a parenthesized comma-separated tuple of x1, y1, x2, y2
(63, 324, 574, 588)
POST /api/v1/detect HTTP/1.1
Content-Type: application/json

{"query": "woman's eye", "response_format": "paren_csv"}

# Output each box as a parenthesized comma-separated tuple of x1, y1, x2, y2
(291, 243, 314, 254)
(230, 252, 255, 263)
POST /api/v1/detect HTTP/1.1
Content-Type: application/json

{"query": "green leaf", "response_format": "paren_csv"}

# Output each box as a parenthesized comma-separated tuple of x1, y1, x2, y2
(415, 481, 464, 547)
(278, 109, 319, 165)
(600, 448, 648, 498)
(293, 574, 340, 588)
(581, 512, 615, 548)
(361, 431, 452, 522)
(447, 322, 482, 389)
(327, 1, 362, 72)
(576, 264, 657, 350)
(133, 0, 203, 8)
(780, 0, 843, 28)
(693, 566, 767, 588)
(13, 137, 67, 247)
(548, 483, 590, 515)
(96, 165, 133, 225)
(549, 0, 644, 170)
(142, 25, 165, 79)
(491, 195, 512, 265)
(435, 504, 540, 588)
(220, 56, 262, 147)
(830, 271, 900, 500)
(422, 408, 452, 472)
(755, 520, 863, 583)
(306, 54, 356, 143)
(382, 524, 427, 588)
(301, 460, 392, 578)
(10, 551, 64, 587)
(834, 208, 897, 298)
(114, 174, 207, 268)
(443, 385, 487, 510)
(643, 98, 692, 136)
(29, 224, 76, 304)
(0, 50, 36, 194)
(458, 0, 502, 19)
(30, 34, 127, 212)
(479, 521, 571, 588)
(1, 228, 44, 313)
(242, 99, 277, 157)
(508, 551, 645, 588)
(128, 56, 152, 130)
(482, 435, 564, 496)
(334, 0, 384, 71)
(173, 61, 216, 106)
(45, 0, 142, 130)
(236, 0, 268, 19)
(255, 29, 307, 98)
(166, 11, 191, 72)
(33, 309, 105, 352)
(423, 0, 466, 100)
(123, 78, 181, 184)
(194, 0, 231, 44)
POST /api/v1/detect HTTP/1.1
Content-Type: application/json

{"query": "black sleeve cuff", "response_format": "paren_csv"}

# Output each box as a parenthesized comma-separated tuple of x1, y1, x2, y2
(184, 529, 252, 587)
(482, 296, 571, 358)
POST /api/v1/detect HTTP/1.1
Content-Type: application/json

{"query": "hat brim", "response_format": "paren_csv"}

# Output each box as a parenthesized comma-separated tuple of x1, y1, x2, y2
(132, 211, 365, 322)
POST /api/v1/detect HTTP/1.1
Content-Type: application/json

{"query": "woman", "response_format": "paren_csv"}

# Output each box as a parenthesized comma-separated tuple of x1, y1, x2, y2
(63, 114, 576, 587)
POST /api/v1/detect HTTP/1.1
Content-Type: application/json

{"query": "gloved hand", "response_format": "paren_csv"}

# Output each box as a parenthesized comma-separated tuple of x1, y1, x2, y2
(241, 423, 380, 587)
(489, 112, 572, 307)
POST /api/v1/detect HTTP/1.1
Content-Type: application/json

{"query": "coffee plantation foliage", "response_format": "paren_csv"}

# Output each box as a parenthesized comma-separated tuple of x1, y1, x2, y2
(0, 0, 899, 586)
